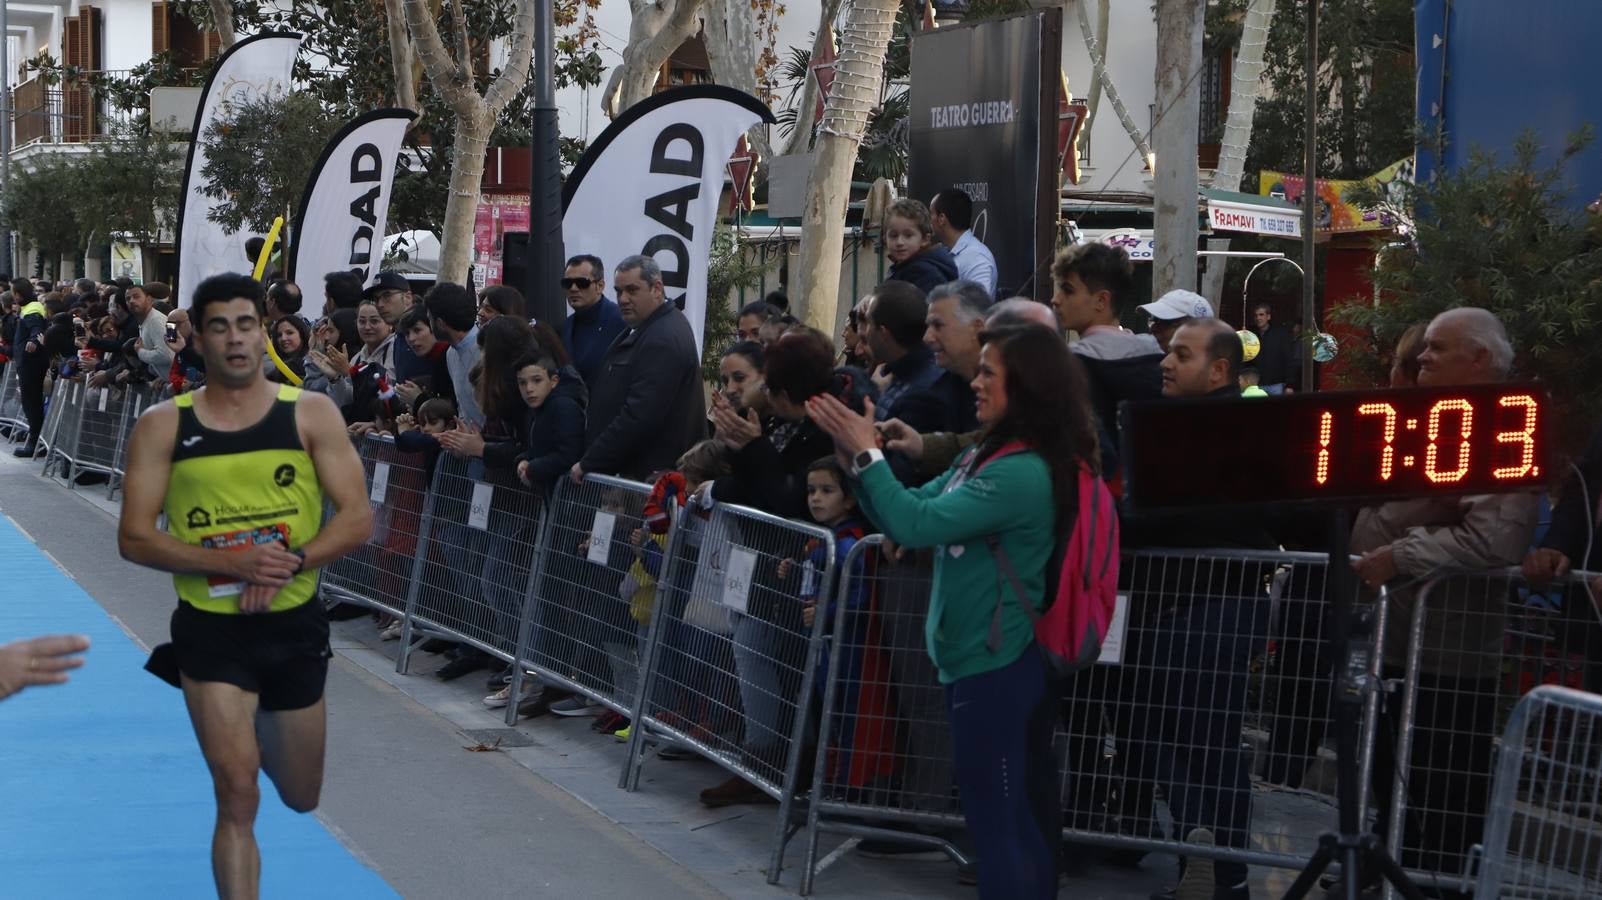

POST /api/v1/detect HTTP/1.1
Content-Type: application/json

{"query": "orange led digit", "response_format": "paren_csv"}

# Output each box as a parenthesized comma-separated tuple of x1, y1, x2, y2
(1492, 394, 1538, 479)
(1358, 402, 1398, 480)
(1315, 411, 1333, 484)
(1423, 398, 1473, 483)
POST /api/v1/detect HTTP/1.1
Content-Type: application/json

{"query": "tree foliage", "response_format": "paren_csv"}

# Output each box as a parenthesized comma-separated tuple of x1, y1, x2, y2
(1242, 0, 1416, 187)
(198, 91, 340, 233)
(701, 224, 768, 382)
(1333, 129, 1602, 455)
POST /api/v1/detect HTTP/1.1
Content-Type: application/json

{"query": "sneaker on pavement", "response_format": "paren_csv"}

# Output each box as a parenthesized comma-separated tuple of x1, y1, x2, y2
(549, 695, 598, 717)
(656, 741, 698, 761)
(612, 725, 632, 743)
(380, 622, 403, 641)
(483, 685, 516, 709)
(591, 710, 626, 734)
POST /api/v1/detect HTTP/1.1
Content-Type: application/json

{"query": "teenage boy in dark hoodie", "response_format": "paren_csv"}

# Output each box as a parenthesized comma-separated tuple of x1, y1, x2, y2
(1049, 242, 1162, 468)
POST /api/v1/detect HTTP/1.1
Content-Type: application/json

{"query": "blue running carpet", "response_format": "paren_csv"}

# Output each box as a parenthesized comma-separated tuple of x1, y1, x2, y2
(0, 513, 396, 898)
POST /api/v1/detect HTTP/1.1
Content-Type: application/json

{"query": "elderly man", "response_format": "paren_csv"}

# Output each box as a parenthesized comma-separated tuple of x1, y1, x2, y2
(922, 280, 993, 434)
(1351, 307, 1539, 889)
(571, 255, 704, 481)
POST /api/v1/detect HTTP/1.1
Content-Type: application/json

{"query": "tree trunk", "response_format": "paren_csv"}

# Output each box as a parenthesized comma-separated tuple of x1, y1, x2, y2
(781, 0, 843, 157)
(207, 0, 235, 48)
(383, 0, 419, 117)
(793, 0, 900, 334)
(602, 0, 704, 117)
(438, 108, 491, 283)
(1198, 0, 1275, 307)
(1152, 0, 1203, 296)
(702, 0, 772, 165)
(403, 0, 535, 284)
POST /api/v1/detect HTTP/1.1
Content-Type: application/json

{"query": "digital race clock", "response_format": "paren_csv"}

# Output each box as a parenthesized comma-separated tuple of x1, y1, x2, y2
(1118, 383, 1549, 511)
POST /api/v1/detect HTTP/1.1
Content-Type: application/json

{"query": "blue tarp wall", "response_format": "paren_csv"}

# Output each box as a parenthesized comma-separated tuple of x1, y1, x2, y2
(1415, 0, 1602, 207)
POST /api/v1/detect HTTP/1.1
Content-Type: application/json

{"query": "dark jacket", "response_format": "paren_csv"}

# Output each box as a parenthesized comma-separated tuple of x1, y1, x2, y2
(1254, 323, 1296, 388)
(559, 297, 627, 390)
(1073, 328, 1163, 473)
(13, 301, 49, 369)
(515, 366, 589, 493)
(716, 367, 877, 520)
(1540, 422, 1602, 570)
(876, 345, 951, 484)
(926, 367, 979, 436)
(886, 245, 959, 295)
(581, 302, 706, 480)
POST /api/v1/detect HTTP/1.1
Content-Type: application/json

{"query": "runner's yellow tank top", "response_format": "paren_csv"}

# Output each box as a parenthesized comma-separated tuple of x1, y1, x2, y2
(164, 384, 323, 613)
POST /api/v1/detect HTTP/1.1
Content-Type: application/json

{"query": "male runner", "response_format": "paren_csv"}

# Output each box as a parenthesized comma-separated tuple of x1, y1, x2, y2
(117, 273, 371, 899)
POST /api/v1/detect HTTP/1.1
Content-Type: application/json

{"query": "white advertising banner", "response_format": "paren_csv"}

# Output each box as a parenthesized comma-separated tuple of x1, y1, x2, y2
(561, 86, 775, 353)
(289, 109, 416, 288)
(174, 32, 303, 304)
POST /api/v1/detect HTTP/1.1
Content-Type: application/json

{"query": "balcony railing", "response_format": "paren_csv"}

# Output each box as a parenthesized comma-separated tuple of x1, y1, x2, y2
(10, 70, 159, 148)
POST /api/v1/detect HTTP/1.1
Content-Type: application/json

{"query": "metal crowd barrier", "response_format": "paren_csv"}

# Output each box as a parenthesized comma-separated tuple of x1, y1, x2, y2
(39, 378, 78, 477)
(505, 473, 653, 726)
(0, 362, 24, 436)
(397, 449, 546, 669)
(622, 499, 837, 885)
(21, 415, 1601, 898)
(108, 386, 159, 499)
(319, 434, 436, 624)
(1476, 684, 1602, 899)
(798, 544, 1390, 893)
(1384, 568, 1602, 896)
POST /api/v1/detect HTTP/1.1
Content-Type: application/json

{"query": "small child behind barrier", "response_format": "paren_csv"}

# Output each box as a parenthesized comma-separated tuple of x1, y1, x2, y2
(777, 457, 896, 796)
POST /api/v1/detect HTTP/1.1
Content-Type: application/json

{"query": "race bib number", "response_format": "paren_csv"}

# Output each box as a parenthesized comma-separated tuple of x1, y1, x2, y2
(201, 523, 290, 598)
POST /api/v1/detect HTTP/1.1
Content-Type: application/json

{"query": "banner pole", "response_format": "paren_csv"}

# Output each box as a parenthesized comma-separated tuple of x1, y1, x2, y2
(526, 0, 565, 327)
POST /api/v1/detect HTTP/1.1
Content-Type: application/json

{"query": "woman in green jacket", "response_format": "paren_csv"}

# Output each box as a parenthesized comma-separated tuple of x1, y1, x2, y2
(808, 324, 1100, 900)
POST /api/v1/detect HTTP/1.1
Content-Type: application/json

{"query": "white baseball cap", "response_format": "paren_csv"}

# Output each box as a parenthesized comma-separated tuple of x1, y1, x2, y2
(1139, 289, 1214, 321)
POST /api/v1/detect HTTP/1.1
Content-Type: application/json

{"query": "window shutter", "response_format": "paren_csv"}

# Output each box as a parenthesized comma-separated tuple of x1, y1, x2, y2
(153, 2, 171, 55)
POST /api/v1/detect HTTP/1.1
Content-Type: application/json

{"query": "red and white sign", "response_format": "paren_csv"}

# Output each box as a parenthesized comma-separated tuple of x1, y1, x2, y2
(472, 194, 530, 290)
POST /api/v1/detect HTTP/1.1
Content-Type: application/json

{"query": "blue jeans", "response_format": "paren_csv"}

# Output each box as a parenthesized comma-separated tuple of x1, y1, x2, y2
(946, 645, 1058, 900)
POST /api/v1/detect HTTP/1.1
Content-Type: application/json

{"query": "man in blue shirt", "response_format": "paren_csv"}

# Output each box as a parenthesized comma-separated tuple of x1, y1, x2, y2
(930, 188, 998, 297)
(555, 254, 625, 388)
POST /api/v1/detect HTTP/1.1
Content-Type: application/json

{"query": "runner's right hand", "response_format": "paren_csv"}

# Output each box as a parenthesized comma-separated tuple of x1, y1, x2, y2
(229, 541, 301, 587)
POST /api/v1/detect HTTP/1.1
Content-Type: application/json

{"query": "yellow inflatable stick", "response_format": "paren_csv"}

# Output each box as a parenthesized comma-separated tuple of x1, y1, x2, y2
(253, 217, 302, 385)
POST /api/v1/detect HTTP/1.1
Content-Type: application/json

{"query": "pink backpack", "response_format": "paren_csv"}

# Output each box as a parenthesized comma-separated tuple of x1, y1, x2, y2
(970, 442, 1121, 677)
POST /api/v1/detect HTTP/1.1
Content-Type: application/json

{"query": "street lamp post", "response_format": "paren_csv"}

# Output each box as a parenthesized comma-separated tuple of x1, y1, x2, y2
(1, 0, 12, 277)
(524, 0, 565, 327)
(1300, 0, 1318, 391)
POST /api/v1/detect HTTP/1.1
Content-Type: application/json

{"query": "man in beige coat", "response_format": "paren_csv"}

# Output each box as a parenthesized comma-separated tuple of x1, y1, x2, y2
(1350, 307, 1539, 892)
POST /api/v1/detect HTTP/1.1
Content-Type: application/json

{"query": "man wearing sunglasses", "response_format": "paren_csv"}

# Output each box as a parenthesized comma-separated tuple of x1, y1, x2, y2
(556, 254, 626, 388)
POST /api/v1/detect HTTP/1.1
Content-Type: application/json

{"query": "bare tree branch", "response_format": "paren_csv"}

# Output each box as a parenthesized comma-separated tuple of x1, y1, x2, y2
(382, 0, 418, 118)
(207, 0, 236, 49)
(449, 0, 472, 84)
(403, 0, 478, 116)
(482, 0, 535, 116)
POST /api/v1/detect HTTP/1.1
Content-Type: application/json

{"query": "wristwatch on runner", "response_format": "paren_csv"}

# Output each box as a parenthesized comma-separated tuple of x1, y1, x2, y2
(290, 548, 307, 574)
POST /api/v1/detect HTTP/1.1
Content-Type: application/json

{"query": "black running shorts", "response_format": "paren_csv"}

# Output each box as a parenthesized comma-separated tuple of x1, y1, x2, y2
(169, 598, 331, 711)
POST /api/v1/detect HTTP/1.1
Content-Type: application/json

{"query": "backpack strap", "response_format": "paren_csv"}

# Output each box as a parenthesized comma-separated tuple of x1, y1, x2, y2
(984, 536, 1042, 653)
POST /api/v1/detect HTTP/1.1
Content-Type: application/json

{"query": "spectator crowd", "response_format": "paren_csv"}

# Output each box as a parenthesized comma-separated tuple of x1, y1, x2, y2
(3, 191, 1597, 900)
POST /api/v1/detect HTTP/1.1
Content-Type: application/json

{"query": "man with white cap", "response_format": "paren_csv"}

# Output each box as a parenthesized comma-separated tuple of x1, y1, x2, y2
(1138, 288, 1215, 354)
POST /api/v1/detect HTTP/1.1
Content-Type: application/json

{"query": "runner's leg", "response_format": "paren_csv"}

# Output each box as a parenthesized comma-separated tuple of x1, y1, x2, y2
(255, 698, 327, 813)
(181, 674, 263, 900)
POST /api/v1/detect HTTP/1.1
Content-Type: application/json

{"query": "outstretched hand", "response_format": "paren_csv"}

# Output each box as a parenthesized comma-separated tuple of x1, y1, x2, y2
(806, 393, 879, 457)
(0, 634, 91, 701)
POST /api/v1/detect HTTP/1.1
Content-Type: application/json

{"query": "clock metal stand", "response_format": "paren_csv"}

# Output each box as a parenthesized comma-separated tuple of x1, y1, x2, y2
(1279, 505, 1426, 900)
